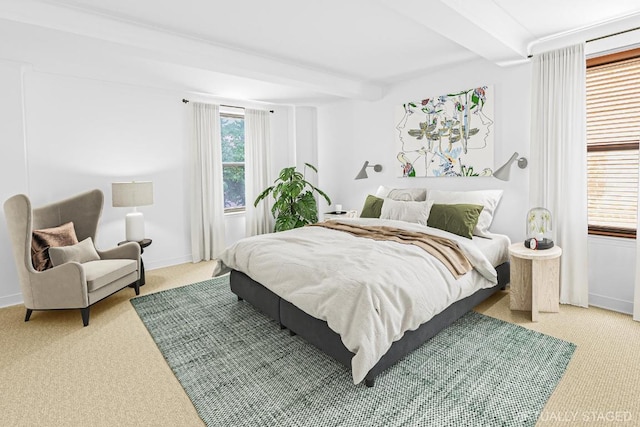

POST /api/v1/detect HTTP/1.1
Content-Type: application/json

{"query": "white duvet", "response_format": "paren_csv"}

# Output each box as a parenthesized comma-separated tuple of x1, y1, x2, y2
(213, 217, 505, 384)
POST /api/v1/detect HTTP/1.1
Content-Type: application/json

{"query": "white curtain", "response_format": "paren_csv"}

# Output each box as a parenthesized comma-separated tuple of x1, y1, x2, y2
(190, 102, 226, 262)
(529, 44, 589, 307)
(245, 108, 272, 236)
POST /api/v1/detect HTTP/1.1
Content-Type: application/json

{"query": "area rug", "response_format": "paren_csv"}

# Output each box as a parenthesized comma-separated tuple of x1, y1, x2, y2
(131, 276, 576, 427)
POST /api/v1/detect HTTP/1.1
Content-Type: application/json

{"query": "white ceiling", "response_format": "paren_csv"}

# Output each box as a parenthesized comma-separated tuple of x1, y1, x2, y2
(1, 0, 640, 104)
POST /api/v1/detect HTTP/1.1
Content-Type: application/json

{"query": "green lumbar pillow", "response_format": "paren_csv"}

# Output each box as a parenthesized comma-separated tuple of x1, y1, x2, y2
(360, 195, 384, 218)
(427, 204, 484, 239)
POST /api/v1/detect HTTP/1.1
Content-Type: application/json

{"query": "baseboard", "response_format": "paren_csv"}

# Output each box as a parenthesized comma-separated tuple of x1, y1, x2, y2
(145, 254, 193, 271)
(0, 292, 23, 309)
(589, 292, 633, 315)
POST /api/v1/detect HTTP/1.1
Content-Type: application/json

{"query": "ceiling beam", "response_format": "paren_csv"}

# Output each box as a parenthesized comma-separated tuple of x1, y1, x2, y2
(0, 0, 384, 101)
(379, 0, 531, 65)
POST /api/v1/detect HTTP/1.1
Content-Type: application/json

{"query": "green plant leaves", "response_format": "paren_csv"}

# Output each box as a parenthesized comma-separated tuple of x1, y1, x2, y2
(253, 186, 274, 207)
(254, 163, 332, 232)
(304, 162, 318, 173)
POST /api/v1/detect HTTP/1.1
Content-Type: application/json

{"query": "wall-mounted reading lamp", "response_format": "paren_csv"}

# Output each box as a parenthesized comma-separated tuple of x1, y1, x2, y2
(493, 152, 528, 181)
(355, 161, 383, 180)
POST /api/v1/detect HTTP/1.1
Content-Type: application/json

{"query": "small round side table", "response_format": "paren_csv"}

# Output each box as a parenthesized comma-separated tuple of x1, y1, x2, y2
(508, 242, 562, 322)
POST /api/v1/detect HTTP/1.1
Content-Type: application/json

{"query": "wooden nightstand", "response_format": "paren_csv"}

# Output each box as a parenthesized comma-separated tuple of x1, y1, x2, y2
(118, 238, 152, 287)
(509, 242, 562, 322)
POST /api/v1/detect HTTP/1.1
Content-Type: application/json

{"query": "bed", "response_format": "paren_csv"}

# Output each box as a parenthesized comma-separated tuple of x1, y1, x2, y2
(214, 211, 511, 387)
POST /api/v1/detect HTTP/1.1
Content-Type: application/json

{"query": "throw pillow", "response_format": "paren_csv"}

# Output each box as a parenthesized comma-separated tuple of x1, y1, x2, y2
(360, 195, 384, 218)
(49, 237, 101, 267)
(375, 185, 427, 201)
(428, 190, 502, 237)
(380, 199, 433, 225)
(427, 204, 484, 239)
(31, 221, 79, 271)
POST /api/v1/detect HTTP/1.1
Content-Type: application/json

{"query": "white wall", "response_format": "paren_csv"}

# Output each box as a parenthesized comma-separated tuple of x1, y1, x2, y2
(0, 69, 296, 307)
(294, 107, 319, 187)
(0, 61, 30, 307)
(317, 100, 358, 213)
(24, 73, 191, 269)
(588, 236, 635, 314)
(317, 58, 532, 241)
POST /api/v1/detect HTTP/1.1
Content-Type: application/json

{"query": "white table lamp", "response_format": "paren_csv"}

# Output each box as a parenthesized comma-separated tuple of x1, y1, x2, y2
(112, 181, 153, 241)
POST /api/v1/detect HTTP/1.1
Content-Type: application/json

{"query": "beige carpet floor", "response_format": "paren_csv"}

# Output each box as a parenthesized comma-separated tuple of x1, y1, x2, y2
(1, 261, 639, 427)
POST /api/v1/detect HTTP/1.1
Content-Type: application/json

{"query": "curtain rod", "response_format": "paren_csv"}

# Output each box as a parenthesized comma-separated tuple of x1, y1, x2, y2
(528, 26, 640, 58)
(586, 26, 640, 43)
(182, 99, 274, 113)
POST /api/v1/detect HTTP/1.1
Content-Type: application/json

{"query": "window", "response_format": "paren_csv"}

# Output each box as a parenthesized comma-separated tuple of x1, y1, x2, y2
(586, 48, 640, 238)
(221, 113, 245, 212)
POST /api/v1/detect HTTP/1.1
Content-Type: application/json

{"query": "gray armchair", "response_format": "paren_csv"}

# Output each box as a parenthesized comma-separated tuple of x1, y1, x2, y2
(3, 189, 141, 326)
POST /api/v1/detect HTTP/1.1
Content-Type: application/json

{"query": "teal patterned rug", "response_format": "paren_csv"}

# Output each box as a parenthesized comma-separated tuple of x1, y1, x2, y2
(131, 276, 575, 427)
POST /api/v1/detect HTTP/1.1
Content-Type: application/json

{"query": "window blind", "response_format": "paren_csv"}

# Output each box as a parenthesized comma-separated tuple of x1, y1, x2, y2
(586, 51, 640, 238)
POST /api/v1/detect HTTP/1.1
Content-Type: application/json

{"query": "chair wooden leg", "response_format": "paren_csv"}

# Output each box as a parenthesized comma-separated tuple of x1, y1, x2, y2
(25, 309, 33, 322)
(81, 307, 90, 327)
(134, 280, 140, 296)
(365, 376, 375, 388)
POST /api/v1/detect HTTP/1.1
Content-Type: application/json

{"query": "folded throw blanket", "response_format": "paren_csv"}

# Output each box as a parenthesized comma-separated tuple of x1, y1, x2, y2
(310, 222, 472, 279)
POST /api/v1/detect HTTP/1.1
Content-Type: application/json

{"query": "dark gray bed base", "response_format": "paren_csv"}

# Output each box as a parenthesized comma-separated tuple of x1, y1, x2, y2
(229, 262, 510, 387)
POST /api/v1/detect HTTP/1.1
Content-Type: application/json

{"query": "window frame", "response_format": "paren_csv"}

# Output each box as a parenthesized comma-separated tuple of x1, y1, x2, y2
(586, 48, 640, 239)
(220, 111, 246, 214)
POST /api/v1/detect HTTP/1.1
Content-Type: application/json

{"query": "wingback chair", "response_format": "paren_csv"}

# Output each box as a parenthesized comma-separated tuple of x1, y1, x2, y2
(3, 189, 141, 326)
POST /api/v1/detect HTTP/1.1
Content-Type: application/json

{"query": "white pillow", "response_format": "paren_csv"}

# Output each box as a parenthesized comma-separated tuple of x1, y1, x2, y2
(380, 199, 434, 225)
(375, 185, 427, 201)
(428, 190, 503, 237)
(49, 237, 101, 267)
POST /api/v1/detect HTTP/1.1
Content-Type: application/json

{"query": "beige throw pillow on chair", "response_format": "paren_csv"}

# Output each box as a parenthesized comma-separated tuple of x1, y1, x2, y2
(49, 237, 101, 267)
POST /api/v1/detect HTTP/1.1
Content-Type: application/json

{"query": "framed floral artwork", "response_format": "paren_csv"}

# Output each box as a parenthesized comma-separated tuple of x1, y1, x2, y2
(395, 86, 494, 177)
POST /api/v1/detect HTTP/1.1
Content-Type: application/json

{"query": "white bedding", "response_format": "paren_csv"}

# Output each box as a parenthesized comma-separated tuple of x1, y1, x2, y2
(213, 217, 510, 384)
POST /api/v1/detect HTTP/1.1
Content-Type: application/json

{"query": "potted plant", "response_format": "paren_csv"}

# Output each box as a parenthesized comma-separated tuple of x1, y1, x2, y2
(254, 163, 331, 232)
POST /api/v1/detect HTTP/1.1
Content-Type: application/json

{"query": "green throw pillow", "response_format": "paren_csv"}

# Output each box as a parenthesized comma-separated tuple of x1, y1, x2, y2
(360, 195, 384, 218)
(427, 204, 484, 239)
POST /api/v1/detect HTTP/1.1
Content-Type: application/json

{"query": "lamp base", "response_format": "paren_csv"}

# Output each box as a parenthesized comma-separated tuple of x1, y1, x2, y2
(125, 212, 145, 242)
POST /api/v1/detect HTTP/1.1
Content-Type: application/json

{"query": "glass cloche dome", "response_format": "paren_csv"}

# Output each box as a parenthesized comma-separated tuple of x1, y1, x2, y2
(525, 207, 554, 250)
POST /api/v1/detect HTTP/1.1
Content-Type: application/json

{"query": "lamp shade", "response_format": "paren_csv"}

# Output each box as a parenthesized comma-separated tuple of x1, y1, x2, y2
(355, 161, 370, 180)
(493, 152, 527, 181)
(112, 182, 154, 207)
(355, 161, 383, 180)
(493, 153, 518, 181)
